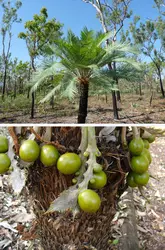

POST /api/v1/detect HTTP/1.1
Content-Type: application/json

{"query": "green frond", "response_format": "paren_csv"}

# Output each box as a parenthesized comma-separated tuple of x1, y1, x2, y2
(67, 29, 79, 45)
(89, 76, 115, 95)
(80, 27, 95, 44)
(31, 27, 144, 105)
(98, 42, 140, 67)
(30, 62, 64, 93)
(116, 64, 144, 82)
(40, 83, 62, 103)
(61, 78, 78, 100)
(106, 42, 139, 54)
(114, 58, 142, 70)
(97, 31, 113, 47)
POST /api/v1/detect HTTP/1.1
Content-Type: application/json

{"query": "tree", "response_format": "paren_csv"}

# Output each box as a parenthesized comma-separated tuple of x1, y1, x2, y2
(30, 28, 141, 124)
(82, 0, 133, 119)
(14, 60, 30, 97)
(18, 7, 63, 118)
(128, 17, 165, 97)
(0, 0, 22, 100)
(154, 0, 165, 14)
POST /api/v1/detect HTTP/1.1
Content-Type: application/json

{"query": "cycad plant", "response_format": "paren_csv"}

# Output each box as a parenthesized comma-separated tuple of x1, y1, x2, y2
(30, 27, 141, 123)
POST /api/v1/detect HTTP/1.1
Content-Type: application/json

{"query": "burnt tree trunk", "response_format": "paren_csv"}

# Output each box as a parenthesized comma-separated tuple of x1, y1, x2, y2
(112, 91, 119, 119)
(117, 90, 121, 102)
(78, 83, 89, 123)
(139, 82, 142, 96)
(30, 57, 36, 119)
(31, 92, 35, 119)
(2, 66, 7, 101)
(158, 68, 165, 98)
(14, 80, 17, 99)
(108, 63, 119, 119)
(115, 78, 121, 102)
(113, 61, 121, 103)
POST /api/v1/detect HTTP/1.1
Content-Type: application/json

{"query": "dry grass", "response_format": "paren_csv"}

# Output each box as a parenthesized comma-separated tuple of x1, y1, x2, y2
(1, 91, 165, 124)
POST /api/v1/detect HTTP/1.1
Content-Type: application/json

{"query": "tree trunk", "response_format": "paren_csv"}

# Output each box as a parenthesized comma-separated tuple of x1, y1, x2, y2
(27, 87, 30, 98)
(78, 83, 89, 123)
(30, 57, 36, 119)
(31, 92, 35, 119)
(14, 80, 17, 99)
(19, 78, 22, 94)
(105, 94, 108, 103)
(139, 82, 142, 96)
(117, 90, 121, 102)
(50, 96, 54, 109)
(158, 69, 165, 97)
(2, 66, 7, 101)
(113, 62, 121, 103)
(8, 75, 11, 95)
(108, 62, 119, 119)
(112, 91, 119, 119)
(115, 77, 121, 102)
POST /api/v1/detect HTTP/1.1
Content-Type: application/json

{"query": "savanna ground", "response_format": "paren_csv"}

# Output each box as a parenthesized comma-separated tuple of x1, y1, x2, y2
(1, 90, 165, 124)
(0, 128, 165, 249)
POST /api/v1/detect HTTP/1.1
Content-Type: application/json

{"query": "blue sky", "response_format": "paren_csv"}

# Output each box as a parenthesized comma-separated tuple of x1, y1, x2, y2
(0, 0, 160, 62)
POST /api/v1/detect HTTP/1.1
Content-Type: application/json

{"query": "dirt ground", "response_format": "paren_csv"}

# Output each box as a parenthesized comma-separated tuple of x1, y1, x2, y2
(135, 137, 165, 249)
(1, 92, 165, 124)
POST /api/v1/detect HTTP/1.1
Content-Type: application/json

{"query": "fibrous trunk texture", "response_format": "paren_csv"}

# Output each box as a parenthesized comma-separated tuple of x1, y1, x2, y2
(78, 83, 89, 123)
(26, 127, 128, 250)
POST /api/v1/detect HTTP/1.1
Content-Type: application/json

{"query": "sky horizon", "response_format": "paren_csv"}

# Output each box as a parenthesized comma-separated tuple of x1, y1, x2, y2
(0, 0, 161, 62)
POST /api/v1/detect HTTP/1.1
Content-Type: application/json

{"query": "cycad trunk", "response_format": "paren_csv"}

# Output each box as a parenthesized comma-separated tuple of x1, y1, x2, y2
(25, 127, 128, 250)
(78, 83, 89, 123)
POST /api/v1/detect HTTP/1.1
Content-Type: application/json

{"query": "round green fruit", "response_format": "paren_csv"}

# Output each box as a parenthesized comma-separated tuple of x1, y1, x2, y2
(57, 152, 81, 175)
(141, 148, 152, 164)
(89, 171, 107, 189)
(129, 138, 144, 156)
(19, 140, 40, 162)
(131, 155, 149, 174)
(147, 134, 155, 143)
(93, 164, 103, 173)
(78, 189, 101, 213)
(0, 136, 8, 153)
(40, 144, 59, 167)
(133, 171, 149, 186)
(0, 153, 11, 174)
(127, 172, 138, 188)
(143, 139, 150, 149)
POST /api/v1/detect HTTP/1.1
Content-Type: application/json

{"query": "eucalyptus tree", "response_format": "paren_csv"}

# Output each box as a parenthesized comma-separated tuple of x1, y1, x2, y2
(155, 0, 165, 14)
(82, 0, 132, 119)
(18, 7, 63, 118)
(127, 17, 165, 97)
(30, 28, 141, 123)
(0, 0, 22, 100)
(14, 60, 30, 97)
